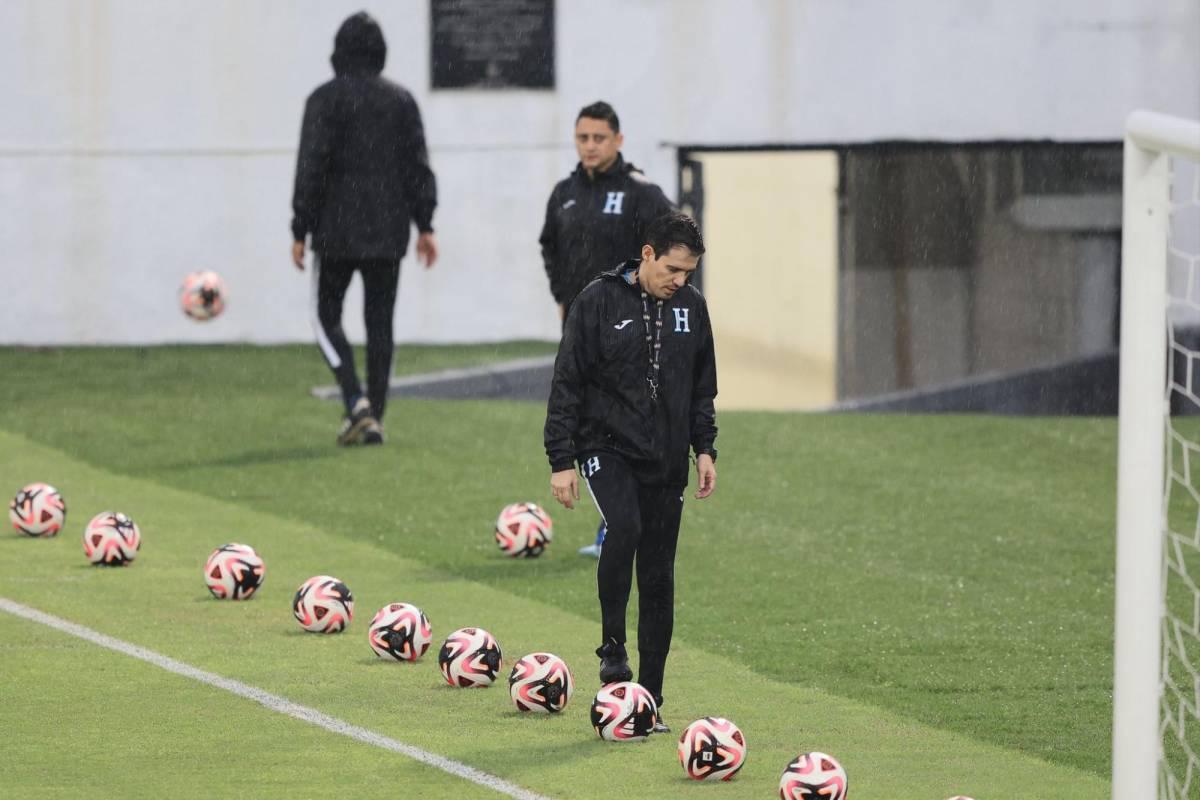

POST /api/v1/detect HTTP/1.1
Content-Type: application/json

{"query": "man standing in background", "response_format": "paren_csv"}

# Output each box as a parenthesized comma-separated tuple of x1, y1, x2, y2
(540, 101, 674, 556)
(292, 11, 438, 447)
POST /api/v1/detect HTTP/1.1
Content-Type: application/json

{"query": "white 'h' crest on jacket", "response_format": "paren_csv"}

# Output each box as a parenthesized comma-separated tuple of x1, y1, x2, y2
(673, 308, 690, 333)
(602, 192, 625, 215)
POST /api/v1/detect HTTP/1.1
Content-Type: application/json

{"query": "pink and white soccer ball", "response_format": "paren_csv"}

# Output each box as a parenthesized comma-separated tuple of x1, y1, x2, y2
(9, 483, 66, 537)
(82, 511, 141, 566)
(678, 717, 747, 781)
(508, 652, 574, 713)
(292, 575, 354, 633)
(180, 270, 227, 321)
(368, 603, 433, 661)
(945, 796, 976, 799)
(779, 752, 848, 800)
(438, 627, 503, 687)
(590, 681, 658, 741)
(494, 502, 553, 557)
(204, 543, 265, 600)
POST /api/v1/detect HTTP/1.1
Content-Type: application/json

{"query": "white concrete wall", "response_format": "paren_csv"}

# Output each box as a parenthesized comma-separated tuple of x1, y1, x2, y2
(2, 0, 1197, 345)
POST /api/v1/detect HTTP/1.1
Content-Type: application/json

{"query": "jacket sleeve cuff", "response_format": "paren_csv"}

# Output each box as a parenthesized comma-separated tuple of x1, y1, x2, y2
(550, 457, 576, 473)
(291, 219, 308, 242)
(695, 446, 717, 462)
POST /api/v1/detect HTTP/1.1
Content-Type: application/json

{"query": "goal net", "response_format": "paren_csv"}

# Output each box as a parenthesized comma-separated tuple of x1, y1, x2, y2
(1115, 110, 1200, 800)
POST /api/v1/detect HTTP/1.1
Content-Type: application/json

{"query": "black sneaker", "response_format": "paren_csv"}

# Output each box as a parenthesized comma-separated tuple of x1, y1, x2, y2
(362, 419, 385, 446)
(596, 637, 633, 684)
(336, 398, 376, 446)
(652, 714, 670, 734)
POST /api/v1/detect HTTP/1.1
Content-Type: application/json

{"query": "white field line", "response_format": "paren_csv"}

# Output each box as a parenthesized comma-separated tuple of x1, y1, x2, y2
(0, 597, 554, 800)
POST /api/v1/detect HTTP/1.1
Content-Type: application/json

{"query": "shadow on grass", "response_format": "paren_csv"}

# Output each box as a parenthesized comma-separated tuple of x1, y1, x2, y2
(452, 557, 595, 582)
(149, 446, 338, 472)
(460, 732, 623, 768)
(355, 656, 433, 668)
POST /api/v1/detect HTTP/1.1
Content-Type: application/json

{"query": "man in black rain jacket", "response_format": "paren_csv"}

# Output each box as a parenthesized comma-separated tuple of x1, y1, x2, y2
(544, 212, 719, 732)
(291, 11, 437, 446)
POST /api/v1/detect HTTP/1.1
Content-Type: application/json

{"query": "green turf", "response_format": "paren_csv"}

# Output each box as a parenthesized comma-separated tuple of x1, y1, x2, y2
(0, 429, 1107, 798)
(0, 344, 1118, 796)
(0, 613, 471, 799)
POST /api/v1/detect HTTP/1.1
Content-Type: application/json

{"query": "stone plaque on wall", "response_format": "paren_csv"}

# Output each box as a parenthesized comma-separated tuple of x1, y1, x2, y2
(431, 0, 554, 89)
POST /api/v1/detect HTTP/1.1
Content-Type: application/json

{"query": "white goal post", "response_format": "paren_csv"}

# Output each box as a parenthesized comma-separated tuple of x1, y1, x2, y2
(1115, 110, 1200, 799)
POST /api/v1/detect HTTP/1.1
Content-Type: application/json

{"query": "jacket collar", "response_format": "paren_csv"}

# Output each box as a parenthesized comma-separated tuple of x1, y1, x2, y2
(572, 154, 629, 183)
(599, 259, 644, 291)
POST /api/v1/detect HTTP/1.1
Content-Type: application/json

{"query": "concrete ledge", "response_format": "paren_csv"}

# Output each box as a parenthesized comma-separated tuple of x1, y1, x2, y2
(313, 351, 1125, 415)
(829, 351, 1118, 415)
(311, 355, 556, 403)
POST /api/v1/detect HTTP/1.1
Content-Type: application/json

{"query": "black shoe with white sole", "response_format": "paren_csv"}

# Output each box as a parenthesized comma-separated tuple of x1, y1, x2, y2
(336, 398, 376, 446)
(362, 419, 385, 445)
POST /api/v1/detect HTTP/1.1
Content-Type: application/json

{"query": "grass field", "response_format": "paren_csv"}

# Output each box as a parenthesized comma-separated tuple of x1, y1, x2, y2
(0, 345, 1117, 798)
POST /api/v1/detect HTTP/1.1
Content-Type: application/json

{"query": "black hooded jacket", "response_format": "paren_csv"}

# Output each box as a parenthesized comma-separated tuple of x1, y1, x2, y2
(539, 156, 674, 307)
(544, 261, 718, 488)
(291, 12, 437, 260)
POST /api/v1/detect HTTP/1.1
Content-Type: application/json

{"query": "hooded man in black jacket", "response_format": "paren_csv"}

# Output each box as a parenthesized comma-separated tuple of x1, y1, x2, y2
(544, 212, 718, 732)
(540, 101, 675, 557)
(291, 11, 438, 446)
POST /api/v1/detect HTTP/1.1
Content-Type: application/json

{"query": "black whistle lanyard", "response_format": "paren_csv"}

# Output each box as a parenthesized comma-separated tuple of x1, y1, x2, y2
(640, 291, 664, 401)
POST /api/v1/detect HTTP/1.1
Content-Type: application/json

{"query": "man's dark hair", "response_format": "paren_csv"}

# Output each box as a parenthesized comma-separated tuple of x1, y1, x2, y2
(576, 101, 620, 133)
(645, 212, 705, 259)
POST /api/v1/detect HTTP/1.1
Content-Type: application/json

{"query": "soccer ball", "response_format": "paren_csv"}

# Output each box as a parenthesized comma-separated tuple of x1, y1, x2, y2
(203, 543, 265, 600)
(678, 717, 747, 781)
(368, 603, 433, 661)
(590, 681, 657, 741)
(946, 797, 977, 799)
(494, 502, 553, 557)
(292, 575, 354, 633)
(438, 627, 503, 687)
(83, 511, 141, 566)
(779, 752, 848, 800)
(508, 652, 574, 713)
(180, 270, 227, 321)
(9, 483, 66, 537)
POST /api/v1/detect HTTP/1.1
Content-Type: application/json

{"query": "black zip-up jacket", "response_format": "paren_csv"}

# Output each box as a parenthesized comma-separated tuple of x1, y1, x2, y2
(539, 156, 674, 308)
(544, 261, 718, 488)
(291, 12, 437, 260)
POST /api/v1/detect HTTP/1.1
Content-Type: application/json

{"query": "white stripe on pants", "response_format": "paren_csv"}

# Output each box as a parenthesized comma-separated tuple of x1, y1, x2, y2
(309, 253, 342, 369)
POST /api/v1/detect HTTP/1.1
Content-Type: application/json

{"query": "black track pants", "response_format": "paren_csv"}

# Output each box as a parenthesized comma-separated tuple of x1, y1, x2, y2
(582, 452, 684, 705)
(311, 256, 401, 419)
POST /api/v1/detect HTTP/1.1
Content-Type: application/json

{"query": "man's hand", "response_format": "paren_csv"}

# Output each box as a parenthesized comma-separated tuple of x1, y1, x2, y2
(416, 232, 438, 268)
(558, 303, 566, 321)
(695, 454, 716, 499)
(550, 469, 579, 509)
(291, 240, 306, 271)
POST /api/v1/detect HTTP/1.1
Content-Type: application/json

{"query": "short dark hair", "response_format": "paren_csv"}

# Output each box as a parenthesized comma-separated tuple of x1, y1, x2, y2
(645, 212, 705, 259)
(576, 101, 620, 133)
